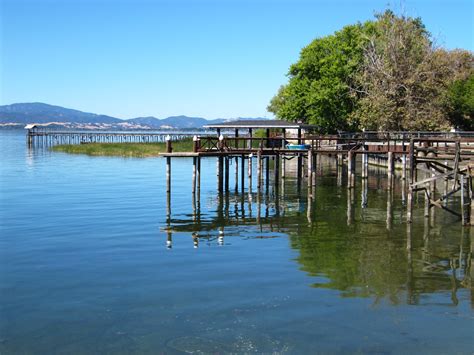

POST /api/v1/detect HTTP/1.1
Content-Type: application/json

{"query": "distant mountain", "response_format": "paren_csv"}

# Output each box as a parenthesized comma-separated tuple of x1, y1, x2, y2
(0, 102, 269, 129)
(0, 102, 122, 124)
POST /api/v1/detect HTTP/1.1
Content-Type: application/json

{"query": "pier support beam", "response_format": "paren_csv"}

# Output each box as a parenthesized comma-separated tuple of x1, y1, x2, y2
(166, 157, 171, 193)
(241, 155, 245, 192)
(248, 154, 253, 193)
(257, 151, 262, 190)
(274, 154, 280, 188)
(192, 157, 197, 193)
(224, 156, 230, 192)
(218, 156, 224, 193)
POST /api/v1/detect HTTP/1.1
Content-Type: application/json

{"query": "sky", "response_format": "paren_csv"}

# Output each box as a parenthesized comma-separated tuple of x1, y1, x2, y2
(1, 0, 473, 119)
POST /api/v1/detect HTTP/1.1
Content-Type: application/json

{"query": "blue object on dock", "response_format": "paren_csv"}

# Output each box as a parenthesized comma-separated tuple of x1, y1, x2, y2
(286, 144, 311, 150)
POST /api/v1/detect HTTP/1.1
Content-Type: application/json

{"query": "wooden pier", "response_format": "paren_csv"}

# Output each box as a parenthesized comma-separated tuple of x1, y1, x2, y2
(25, 121, 474, 226)
(159, 121, 474, 227)
(25, 124, 199, 147)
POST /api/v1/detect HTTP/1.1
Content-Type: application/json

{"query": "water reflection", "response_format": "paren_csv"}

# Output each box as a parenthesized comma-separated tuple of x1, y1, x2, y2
(162, 157, 473, 307)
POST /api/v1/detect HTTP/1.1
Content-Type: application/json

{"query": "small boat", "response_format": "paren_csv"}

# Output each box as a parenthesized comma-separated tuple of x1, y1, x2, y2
(286, 143, 311, 150)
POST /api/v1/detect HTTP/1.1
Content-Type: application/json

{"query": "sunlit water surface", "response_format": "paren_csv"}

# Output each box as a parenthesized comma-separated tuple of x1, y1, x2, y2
(0, 130, 472, 354)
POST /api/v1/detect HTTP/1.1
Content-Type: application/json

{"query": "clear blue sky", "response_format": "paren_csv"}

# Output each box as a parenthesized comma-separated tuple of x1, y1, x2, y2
(1, 0, 473, 119)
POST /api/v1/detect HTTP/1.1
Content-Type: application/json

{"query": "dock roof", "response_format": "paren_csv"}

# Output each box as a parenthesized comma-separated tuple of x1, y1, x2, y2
(203, 119, 317, 130)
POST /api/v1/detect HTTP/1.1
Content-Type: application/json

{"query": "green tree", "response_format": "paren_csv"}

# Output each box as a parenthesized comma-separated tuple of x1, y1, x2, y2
(352, 11, 472, 131)
(269, 10, 473, 132)
(268, 22, 374, 133)
(445, 74, 474, 130)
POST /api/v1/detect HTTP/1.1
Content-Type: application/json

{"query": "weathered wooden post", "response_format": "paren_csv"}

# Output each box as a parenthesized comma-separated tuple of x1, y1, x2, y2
(407, 139, 415, 223)
(248, 153, 253, 193)
(469, 175, 474, 226)
(165, 135, 172, 194)
(361, 145, 368, 179)
(166, 134, 172, 153)
(192, 156, 197, 194)
(224, 156, 230, 192)
(193, 135, 199, 153)
(257, 150, 262, 190)
(241, 154, 245, 192)
(234, 157, 239, 192)
(274, 153, 280, 188)
(461, 175, 466, 225)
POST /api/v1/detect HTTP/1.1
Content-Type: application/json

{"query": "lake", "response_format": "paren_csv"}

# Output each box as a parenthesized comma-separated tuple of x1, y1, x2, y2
(0, 130, 472, 354)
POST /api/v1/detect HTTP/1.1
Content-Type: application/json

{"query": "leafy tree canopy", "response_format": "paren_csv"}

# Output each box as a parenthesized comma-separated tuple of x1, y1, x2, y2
(268, 10, 473, 132)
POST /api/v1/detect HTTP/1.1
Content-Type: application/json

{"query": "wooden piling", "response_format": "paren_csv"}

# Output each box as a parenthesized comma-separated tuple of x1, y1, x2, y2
(192, 157, 197, 193)
(218, 156, 224, 193)
(461, 175, 466, 225)
(224, 156, 230, 192)
(257, 151, 262, 190)
(274, 154, 280, 187)
(248, 153, 253, 192)
(166, 157, 171, 193)
(241, 155, 245, 192)
(234, 157, 239, 191)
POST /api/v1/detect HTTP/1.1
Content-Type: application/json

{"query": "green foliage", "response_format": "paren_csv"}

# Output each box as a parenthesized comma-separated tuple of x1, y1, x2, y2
(445, 74, 474, 130)
(268, 22, 374, 133)
(51, 139, 194, 157)
(269, 9, 474, 132)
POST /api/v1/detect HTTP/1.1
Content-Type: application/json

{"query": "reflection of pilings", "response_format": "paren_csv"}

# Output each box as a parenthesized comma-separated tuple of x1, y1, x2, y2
(401, 154, 407, 180)
(406, 224, 414, 304)
(347, 151, 355, 188)
(407, 187, 414, 223)
(386, 188, 393, 231)
(192, 157, 197, 194)
(224, 156, 229, 192)
(257, 189, 262, 225)
(307, 186, 313, 224)
(282, 154, 286, 179)
(401, 179, 406, 206)
(361, 150, 368, 179)
(347, 188, 355, 226)
(218, 228, 224, 246)
(166, 157, 171, 193)
(361, 178, 368, 208)
(297, 153, 302, 192)
(307, 149, 313, 188)
(387, 152, 394, 191)
(337, 163, 343, 187)
(234, 157, 239, 192)
(274, 154, 280, 188)
(248, 154, 253, 194)
(241, 155, 245, 192)
(257, 151, 262, 190)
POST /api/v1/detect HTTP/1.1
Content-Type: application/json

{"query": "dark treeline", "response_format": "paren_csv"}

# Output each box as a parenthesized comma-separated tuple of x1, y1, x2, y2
(268, 10, 473, 133)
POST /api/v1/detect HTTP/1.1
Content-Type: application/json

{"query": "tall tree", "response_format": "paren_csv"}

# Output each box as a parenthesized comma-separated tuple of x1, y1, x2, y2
(269, 10, 473, 132)
(268, 22, 374, 133)
(351, 11, 473, 131)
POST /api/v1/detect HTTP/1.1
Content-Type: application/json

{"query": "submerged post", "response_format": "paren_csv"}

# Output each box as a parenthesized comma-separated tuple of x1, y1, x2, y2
(347, 151, 355, 188)
(192, 157, 197, 194)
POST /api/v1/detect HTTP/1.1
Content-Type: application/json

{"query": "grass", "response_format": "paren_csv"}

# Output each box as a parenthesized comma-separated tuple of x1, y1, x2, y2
(51, 138, 194, 157)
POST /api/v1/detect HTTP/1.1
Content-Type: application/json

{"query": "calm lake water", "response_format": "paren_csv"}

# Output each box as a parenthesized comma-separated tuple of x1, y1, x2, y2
(0, 130, 472, 354)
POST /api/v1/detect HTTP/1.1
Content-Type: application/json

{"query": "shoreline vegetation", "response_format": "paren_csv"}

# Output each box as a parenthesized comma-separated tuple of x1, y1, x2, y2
(51, 139, 193, 157)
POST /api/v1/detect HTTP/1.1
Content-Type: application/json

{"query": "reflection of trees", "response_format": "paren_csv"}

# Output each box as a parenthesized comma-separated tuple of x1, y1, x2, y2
(163, 169, 472, 306)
